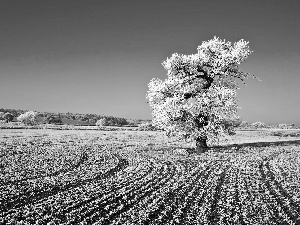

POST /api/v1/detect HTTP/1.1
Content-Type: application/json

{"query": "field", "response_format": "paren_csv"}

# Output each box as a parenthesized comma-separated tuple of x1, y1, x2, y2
(1, 129, 300, 224)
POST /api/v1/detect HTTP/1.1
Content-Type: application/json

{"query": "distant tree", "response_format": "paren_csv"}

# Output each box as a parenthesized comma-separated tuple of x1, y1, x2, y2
(17, 111, 38, 125)
(44, 115, 52, 124)
(251, 121, 266, 128)
(0, 112, 4, 120)
(239, 121, 249, 128)
(222, 116, 243, 135)
(278, 123, 295, 129)
(289, 123, 296, 129)
(117, 118, 129, 126)
(147, 37, 257, 152)
(3, 112, 14, 123)
(65, 112, 72, 119)
(80, 116, 89, 122)
(96, 118, 108, 126)
(89, 118, 96, 124)
(44, 115, 62, 124)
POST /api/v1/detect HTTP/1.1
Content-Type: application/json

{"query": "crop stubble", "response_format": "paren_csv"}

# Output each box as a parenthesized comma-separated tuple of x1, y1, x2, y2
(0, 130, 300, 224)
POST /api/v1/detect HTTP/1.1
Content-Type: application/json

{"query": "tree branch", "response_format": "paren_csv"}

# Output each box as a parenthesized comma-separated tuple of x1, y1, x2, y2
(194, 113, 209, 129)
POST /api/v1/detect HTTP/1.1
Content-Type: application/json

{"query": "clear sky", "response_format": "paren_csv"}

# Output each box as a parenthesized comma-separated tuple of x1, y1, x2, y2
(0, 0, 300, 125)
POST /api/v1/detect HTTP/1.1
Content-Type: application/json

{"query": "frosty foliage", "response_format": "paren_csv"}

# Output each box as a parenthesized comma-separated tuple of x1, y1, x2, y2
(251, 121, 267, 128)
(96, 118, 108, 127)
(147, 37, 255, 146)
(17, 111, 38, 125)
(239, 121, 249, 127)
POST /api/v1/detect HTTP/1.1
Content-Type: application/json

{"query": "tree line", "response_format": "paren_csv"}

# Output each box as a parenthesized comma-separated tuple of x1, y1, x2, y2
(0, 108, 129, 126)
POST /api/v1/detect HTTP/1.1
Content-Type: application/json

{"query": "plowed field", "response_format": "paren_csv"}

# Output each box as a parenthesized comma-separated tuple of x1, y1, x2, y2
(1, 129, 300, 224)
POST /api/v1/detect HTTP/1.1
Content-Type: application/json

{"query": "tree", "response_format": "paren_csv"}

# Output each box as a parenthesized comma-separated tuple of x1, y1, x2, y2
(0, 112, 4, 120)
(147, 37, 256, 152)
(17, 111, 38, 125)
(239, 121, 249, 128)
(222, 116, 243, 135)
(44, 115, 62, 124)
(96, 118, 108, 127)
(89, 118, 97, 124)
(80, 116, 89, 122)
(251, 121, 266, 128)
(3, 112, 14, 123)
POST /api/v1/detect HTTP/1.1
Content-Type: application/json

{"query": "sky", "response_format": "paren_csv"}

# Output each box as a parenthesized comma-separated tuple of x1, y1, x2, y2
(0, 0, 300, 125)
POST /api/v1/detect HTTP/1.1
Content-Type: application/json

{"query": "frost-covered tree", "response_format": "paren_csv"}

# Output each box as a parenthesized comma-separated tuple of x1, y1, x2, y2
(251, 121, 266, 128)
(96, 118, 108, 127)
(147, 37, 257, 152)
(17, 111, 38, 125)
(239, 121, 249, 128)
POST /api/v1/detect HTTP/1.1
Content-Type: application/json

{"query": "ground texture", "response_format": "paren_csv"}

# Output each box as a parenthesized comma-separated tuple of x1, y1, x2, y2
(0, 129, 300, 224)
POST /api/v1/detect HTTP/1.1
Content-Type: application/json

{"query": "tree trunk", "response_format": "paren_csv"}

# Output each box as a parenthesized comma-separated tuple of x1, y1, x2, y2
(196, 136, 208, 153)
